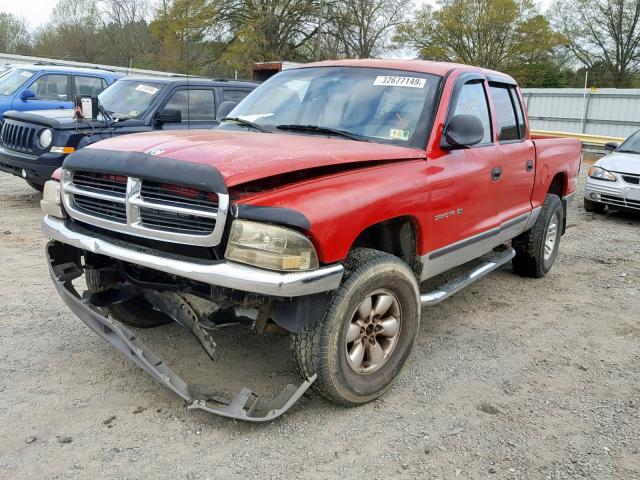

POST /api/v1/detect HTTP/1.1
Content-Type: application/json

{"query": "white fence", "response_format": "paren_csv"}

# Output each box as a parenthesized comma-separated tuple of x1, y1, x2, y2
(521, 88, 640, 138)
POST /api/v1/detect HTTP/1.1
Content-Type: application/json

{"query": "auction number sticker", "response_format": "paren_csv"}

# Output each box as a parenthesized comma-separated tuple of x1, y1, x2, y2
(135, 84, 159, 95)
(374, 76, 426, 88)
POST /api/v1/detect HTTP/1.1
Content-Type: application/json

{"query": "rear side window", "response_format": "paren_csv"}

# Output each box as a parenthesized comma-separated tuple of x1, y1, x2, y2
(75, 76, 107, 96)
(222, 89, 251, 104)
(29, 74, 69, 101)
(451, 82, 492, 144)
(164, 89, 216, 122)
(490, 84, 524, 141)
(510, 88, 526, 138)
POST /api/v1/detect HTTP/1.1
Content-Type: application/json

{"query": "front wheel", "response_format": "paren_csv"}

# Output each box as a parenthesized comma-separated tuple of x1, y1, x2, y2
(291, 248, 421, 406)
(512, 194, 564, 278)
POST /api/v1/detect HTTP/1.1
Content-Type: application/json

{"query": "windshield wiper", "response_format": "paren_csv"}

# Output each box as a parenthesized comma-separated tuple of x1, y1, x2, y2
(276, 124, 369, 142)
(616, 149, 639, 154)
(221, 117, 270, 133)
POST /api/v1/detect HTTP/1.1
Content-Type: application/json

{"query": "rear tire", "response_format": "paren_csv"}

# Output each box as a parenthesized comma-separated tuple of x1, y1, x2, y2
(584, 198, 605, 213)
(512, 194, 563, 278)
(85, 269, 171, 328)
(291, 248, 420, 406)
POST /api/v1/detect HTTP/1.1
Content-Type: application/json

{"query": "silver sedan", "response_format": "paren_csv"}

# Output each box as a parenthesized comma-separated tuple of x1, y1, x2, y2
(584, 131, 640, 213)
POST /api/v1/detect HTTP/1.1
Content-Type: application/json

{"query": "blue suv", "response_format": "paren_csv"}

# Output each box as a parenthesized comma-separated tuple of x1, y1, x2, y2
(0, 65, 121, 119)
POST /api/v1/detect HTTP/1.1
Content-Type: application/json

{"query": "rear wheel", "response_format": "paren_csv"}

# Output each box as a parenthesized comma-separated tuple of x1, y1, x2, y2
(85, 269, 171, 328)
(584, 198, 605, 213)
(291, 248, 420, 406)
(512, 194, 564, 278)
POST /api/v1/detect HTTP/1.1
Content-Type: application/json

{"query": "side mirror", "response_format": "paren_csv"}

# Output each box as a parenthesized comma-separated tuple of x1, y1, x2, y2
(156, 108, 181, 124)
(441, 114, 484, 149)
(604, 142, 618, 152)
(216, 101, 237, 120)
(20, 89, 35, 101)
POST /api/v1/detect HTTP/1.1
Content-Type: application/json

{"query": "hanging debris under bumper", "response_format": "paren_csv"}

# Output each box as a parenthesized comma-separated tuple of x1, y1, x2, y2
(46, 241, 317, 422)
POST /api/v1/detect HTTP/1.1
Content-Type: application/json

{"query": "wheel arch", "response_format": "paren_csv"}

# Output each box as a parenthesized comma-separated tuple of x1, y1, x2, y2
(349, 215, 422, 278)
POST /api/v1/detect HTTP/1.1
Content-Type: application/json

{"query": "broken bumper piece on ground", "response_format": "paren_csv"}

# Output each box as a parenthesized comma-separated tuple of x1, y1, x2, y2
(46, 241, 316, 423)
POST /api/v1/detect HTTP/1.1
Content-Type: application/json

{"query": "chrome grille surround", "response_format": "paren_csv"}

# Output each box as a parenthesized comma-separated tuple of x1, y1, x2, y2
(60, 169, 229, 247)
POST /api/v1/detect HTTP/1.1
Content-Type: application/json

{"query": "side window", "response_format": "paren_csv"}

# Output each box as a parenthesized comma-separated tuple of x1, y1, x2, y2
(452, 82, 492, 144)
(222, 89, 251, 104)
(74, 76, 107, 96)
(490, 85, 519, 142)
(164, 89, 216, 122)
(509, 87, 526, 139)
(29, 74, 69, 101)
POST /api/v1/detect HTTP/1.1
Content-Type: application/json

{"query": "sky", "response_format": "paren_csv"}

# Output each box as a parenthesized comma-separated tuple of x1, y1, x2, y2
(0, 0, 59, 28)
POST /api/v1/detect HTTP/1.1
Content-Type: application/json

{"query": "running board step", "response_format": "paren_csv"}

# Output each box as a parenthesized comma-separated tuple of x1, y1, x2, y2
(420, 247, 516, 306)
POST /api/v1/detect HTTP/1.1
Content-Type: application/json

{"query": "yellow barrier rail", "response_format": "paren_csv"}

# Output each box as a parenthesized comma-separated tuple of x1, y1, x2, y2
(531, 129, 624, 146)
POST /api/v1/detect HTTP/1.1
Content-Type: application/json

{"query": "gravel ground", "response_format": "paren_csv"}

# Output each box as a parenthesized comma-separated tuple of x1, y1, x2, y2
(0, 164, 639, 480)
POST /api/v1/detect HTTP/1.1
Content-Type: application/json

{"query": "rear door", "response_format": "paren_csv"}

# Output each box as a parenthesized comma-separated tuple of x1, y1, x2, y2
(15, 73, 72, 111)
(488, 82, 535, 223)
(159, 88, 218, 130)
(73, 75, 109, 97)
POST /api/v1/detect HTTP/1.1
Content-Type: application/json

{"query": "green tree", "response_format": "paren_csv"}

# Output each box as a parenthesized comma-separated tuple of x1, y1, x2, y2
(394, 0, 564, 77)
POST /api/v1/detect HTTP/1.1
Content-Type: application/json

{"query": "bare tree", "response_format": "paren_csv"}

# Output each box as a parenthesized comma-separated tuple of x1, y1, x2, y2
(553, 0, 640, 85)
(325, 0, 407, 58)
(0, 13, 31, 54)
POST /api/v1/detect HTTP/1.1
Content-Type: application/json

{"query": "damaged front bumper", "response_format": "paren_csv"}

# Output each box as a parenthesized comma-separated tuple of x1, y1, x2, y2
(46, 241, 317, 422)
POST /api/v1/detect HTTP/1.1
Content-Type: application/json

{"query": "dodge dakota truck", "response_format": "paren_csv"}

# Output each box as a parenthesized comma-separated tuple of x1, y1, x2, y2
(0, 76, 256, 191)
(40, 59, 581, 421)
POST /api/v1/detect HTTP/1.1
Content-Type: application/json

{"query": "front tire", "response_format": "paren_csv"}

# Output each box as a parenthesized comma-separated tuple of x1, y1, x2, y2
(291, 248, 420, 406)
(512, 194, 564, 278)
(584, 198, 605, 213)
(85, 269, 171, 328)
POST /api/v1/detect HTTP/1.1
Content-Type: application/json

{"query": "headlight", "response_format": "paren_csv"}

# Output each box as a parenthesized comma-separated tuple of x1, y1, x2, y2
(40, 180, 63, 218)
(225, 220, 319, 271)
(39, 128, 53, 149)
(587, 166, 616, 181)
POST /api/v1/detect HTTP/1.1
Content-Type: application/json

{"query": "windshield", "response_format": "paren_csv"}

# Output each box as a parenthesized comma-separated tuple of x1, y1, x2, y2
(98, 80, 164, 119)
(617, 129, 640, 155)
(220, 67, 441, 147)
(0, 69, 34, 96)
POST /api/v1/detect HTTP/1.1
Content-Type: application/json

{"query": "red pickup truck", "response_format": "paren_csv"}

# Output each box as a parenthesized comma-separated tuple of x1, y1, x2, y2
(41, 59, 581, 421)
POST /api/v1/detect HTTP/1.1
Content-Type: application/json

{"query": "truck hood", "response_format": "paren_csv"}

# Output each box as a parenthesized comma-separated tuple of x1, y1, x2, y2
(596, 151, 640, 174)
(3, 109, 120, 129)
(85, 130, 427, 187)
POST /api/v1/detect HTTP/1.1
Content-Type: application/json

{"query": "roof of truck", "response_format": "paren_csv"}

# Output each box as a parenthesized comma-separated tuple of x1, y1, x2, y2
(298, 59, 517, 84)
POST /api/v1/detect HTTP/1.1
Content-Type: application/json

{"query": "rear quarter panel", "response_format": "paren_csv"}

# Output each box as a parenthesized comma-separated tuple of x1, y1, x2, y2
(530, 136, 582, 207)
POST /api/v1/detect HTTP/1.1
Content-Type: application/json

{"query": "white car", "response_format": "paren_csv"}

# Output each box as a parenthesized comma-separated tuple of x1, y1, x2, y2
(584, 131, 640, 213)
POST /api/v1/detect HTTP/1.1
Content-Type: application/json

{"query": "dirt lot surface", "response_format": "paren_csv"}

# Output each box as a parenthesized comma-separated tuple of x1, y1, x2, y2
(0, 165, 638, 480)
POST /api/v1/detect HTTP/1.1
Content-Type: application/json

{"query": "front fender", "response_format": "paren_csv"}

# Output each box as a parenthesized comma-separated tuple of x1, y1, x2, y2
(234, 160, 429, 263)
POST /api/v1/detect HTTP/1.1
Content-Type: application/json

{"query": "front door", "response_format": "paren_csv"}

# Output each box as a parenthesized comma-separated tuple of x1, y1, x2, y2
(15, 74, 72, 111)
(159, 88, 218, 130)
(423, 77, 502, 278)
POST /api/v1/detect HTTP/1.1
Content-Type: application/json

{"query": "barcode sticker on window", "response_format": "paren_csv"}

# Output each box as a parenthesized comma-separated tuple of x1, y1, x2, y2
(135, 84, 159, 95)
(373, 76, 426, 88)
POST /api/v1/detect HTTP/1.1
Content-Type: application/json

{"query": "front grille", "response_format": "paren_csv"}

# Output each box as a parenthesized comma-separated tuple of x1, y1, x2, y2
(141, 180, 218, 211)
(1, 121, 36, 152)
(60, 169, 228, 247)
(140, 207, 216, 234)
(621, 174, 640, 185)
(73, 171, 128, 196)
(74, 196, 127, 222)
(601, 194, 640, 210)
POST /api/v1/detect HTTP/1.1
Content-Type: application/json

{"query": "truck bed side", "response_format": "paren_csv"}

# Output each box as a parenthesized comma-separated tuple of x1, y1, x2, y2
(530, 136, 582, 208)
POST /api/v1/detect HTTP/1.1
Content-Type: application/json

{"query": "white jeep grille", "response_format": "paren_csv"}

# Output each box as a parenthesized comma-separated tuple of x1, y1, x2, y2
(60, 169, 229, 247)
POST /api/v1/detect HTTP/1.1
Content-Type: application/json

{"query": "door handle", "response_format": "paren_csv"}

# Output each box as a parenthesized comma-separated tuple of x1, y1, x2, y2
(526, 159, 534, 172)
(491, 166, 502, 181)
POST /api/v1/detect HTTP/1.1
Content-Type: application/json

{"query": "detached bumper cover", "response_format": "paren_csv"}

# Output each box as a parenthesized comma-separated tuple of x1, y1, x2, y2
(46, 241, 317, 422)
(42, 215, 344, 297)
